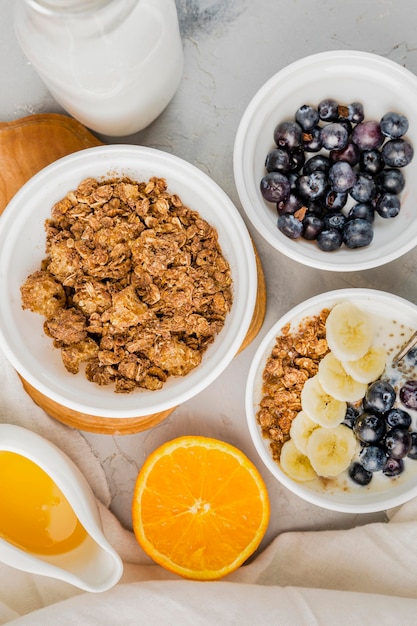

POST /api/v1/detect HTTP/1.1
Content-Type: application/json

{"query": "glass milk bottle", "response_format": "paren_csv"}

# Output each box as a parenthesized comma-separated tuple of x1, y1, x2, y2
(13, 0, 184, 136)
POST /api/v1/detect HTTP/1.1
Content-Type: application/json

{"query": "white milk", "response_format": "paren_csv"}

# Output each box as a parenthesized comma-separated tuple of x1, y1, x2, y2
(14, 0, 184, 136)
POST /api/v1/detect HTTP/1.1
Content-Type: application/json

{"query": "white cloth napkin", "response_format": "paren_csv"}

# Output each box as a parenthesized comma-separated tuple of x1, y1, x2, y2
(2, 350, 417, 625)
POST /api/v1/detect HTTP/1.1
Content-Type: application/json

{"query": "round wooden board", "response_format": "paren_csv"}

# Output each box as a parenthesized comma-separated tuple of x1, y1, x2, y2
(0, 113, 266, 434)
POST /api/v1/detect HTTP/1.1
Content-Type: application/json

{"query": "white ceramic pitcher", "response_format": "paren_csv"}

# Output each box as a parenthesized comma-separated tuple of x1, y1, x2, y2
(0, 424, 123, 592)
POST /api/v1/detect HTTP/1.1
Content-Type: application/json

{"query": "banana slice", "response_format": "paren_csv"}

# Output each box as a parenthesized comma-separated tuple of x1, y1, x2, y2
(290, 410, 321, 454)
(318, 352, 368, 402)
(301, 375, 347, 427)
(342, 346, 387, 384)
(326, 301, 373, 361)
(306, 424, 358, 477)
(280, 439, 317, 482)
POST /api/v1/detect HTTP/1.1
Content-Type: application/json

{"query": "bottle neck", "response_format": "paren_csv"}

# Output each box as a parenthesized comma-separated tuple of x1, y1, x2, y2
(23, 0, 115, 16)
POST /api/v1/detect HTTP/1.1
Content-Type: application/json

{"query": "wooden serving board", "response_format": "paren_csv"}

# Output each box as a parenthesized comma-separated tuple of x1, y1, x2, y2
(0, 113, 266, 434)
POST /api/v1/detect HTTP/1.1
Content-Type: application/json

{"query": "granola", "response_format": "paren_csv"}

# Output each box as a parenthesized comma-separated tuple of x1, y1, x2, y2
(21, 176, 233, 393)
(257, 309, 330, 460)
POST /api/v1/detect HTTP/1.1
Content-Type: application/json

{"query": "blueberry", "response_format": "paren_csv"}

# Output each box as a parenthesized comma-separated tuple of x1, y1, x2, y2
(407, 432, 417, 460)
(287, 171, 300, 190)
(382, 138, 414, 167)
(375, 168, 405, 194)
(306, 200, 326, 217)
(296, 171, 327, 201)
(384, 427, 412, 460)
(348, 462, 373, 486)
(380, 111, 409, 139)
(277, 213, 303, 239)
(383, 457, 404, 477)
(363, 380, 396, 415)
(352, 120, 384, 150)
(325, 190, 348, 211)
(329, 161, 356, 193)
(323, 212, 347, 231)
(359, 149, 385, 175)
(291, 149, 306, 172)
(350, 172, 376, 203)
(375, 192, 401, 219)
(386, 408, 412, 429)
(330, 142, 360, 166)
(295, 104, 320, 131)
(359, 445, 387, 472)
(302, 126, 323, 152)
(316, 228, 343, 251)
(277, 192, 304, 216)
(342, 218, 373, 249)
(274, 120, 303, 150)
(353, 412, 386, 444)
(347, 203, 374, 223)
(345, 102, 365, 124)
(343, 406, 359, 429)
(399, 380, 417, 410)
(318, 98, 339, 122)
(260, 172, 291, 203)
(302, 214, 324, 240)
(320, 122, 349, 151)
(265, 148, 293, 173)
(303, 154, 331, 175)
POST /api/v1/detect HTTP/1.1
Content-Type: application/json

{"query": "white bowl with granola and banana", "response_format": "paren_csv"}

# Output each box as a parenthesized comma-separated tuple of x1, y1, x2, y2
(0, 145, 258, 422)
(246, 288, 417, 513)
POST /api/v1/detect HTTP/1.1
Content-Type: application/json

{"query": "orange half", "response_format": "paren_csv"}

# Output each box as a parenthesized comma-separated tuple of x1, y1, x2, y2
(132, 435, 270, 580)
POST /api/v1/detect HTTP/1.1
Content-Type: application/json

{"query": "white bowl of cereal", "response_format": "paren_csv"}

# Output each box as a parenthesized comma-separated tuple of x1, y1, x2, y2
(246, 288, 417, 513)
(0, 145, 258, 430)
(234, 50, 417, 271)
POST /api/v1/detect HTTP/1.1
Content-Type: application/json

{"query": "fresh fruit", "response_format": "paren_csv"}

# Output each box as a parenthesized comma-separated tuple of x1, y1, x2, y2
(132, 436, 270, 581)
(278, 213, 304, 239)
(342, 346, 387, 384)
(380, 111, 409, 138)
(382, 138, 414, 167)
(342, 218, 374, 248)
(260, 101, 413, 252)
(353, 412, 386, 444)
(363, 380, 396, 414)
(375, 193, 401, 219)
(260, 171, 290, 202)
(290, 410, 321, 454)
(306, 424, 357, 477)
(349, 462, 373, 486)
(280, 439, 317, 482)
(328, 161, 356, 193)
(273, 120, 303, 150)
(386, 408, 412, 429)
(383, 457, 404, 477)
(399, 380, 417, 409)
(359, 445, 387, 472)
(407, 433, 417, 459)
(325, 301, 373, 361)
(384, 427, 412, 460)
(295, 104, 320, 131)
(316, 228, 342, 251)
(300, 375, 347, 427)
(318, 352, 367, 402)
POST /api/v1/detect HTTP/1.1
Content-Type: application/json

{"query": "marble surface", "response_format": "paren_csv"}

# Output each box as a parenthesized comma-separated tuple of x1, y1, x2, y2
(3, 0, 417, 552)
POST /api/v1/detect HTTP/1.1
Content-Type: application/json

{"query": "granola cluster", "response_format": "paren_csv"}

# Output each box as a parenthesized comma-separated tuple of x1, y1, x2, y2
(20, 176, 233, 393)
(257, 309, 330, 460)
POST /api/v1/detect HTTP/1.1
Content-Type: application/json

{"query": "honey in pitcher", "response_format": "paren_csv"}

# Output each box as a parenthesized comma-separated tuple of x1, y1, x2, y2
(0, 451, 87, 555)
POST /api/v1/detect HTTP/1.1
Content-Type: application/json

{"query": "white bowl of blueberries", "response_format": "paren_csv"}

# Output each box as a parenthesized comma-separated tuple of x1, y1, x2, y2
(234, 50, 417, 271)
